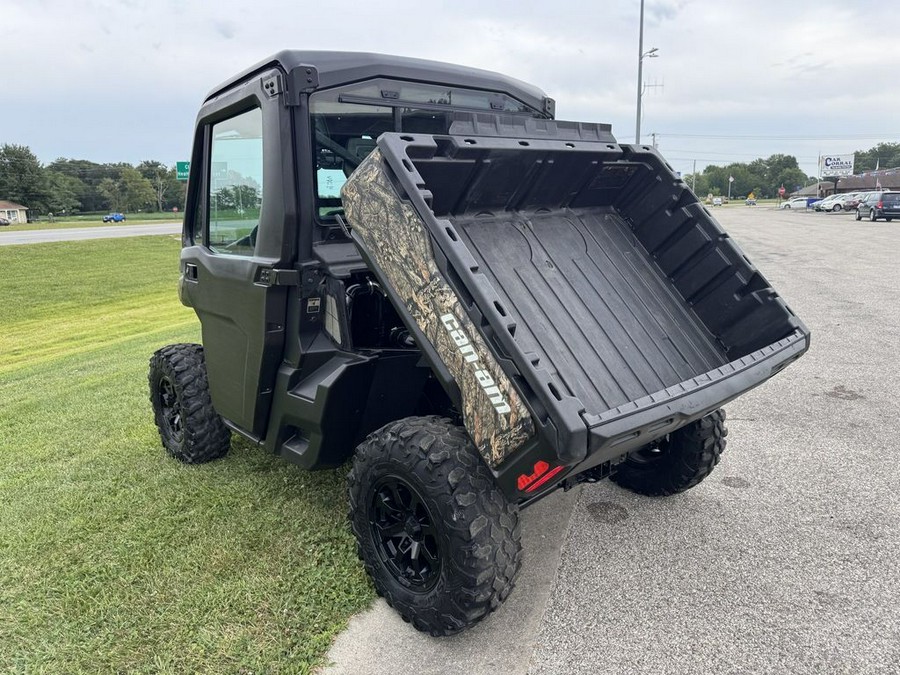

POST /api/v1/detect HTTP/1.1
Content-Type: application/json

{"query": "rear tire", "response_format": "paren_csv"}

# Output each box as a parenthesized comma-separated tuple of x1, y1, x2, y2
(832, 204, 841, 212)
(348, 416, 522, 636)
(149, 343, 231, 463)
(611, 409, 727, 496)
(870, 209, 877, 222)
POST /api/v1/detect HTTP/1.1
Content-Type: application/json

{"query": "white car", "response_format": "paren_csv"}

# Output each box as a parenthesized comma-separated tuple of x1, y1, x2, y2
(814, 195, 843, 212)
(712, 197, 723, 206)
(780, 197, 809, 210)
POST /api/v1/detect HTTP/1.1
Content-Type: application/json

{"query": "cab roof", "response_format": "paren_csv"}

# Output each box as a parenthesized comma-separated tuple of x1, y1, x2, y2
(205, 50, 552, 116)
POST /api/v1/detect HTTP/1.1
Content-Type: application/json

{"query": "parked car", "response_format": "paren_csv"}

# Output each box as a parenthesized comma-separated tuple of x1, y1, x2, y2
(855, 191, 900, 222)
(102, 213, 127, 223)
(814, 195, 843, 212)
(712, 197, 723, 206)
(779, 197, 809, 210)
(0, 217, 10, 226)
(835, 192, 864, 211)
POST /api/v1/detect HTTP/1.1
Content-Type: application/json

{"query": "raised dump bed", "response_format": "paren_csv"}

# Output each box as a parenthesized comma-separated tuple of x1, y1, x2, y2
(341, 115, 809, 497)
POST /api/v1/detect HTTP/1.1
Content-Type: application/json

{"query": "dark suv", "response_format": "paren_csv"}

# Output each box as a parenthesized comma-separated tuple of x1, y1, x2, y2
(856, 191, 900, 222)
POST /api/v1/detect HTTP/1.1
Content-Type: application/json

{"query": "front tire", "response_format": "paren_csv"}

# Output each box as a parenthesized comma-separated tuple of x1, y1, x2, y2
(148, 343, 231, 463)
(855, 209, 862, 221)
(832, 203, 841, 212)
(611, 409, 727, 496)
(348, 416, 522, 636)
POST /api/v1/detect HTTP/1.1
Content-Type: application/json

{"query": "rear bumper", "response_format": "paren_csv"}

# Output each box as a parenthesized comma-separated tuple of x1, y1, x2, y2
(493, 328, 810, 503)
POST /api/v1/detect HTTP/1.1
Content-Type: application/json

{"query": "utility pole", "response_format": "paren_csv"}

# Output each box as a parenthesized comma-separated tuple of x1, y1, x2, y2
(635, 0, 644, 144)
(635, 0, 659, 144)
(651, 132, 658, 149)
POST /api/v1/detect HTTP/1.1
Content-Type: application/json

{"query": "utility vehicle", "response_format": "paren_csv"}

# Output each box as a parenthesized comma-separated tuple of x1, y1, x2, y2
(149, 51, 809, 635)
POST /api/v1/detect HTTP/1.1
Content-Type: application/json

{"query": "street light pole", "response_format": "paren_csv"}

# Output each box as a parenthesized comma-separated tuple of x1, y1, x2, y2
(635, 0, 645, 144)
(635, 0, 659, 145)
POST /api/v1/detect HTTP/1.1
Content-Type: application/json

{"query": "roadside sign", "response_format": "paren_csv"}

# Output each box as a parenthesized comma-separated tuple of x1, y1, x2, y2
(778, 186, 786, 197)
(176, 161, 190, 181)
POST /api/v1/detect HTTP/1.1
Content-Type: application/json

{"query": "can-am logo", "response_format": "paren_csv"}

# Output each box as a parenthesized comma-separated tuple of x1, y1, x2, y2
(440, 313, 511, 414)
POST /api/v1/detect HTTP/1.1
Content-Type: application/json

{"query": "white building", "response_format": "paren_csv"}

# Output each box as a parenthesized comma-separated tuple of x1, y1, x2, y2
(0, 200, 29, 223)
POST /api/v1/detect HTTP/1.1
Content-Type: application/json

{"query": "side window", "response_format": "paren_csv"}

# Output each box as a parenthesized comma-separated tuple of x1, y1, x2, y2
(207, 107, 263, 255)
(310, 97, 393, 219)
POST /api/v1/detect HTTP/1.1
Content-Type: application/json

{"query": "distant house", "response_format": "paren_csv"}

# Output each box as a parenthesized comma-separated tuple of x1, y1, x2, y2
(835, 168, 900, 193)
(0, 200, 29, 224)
(792, 168, 900, 198)
(792, 182, 832, 198)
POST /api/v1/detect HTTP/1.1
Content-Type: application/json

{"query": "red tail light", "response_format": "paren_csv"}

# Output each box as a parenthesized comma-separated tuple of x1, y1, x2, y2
(517, 461, 566, 493)
(877, 201, 883, 209)
(518, 461, 549, 491)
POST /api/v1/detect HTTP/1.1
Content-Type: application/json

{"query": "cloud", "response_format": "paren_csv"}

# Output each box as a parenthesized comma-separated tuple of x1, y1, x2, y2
(1, 0, 898, 179)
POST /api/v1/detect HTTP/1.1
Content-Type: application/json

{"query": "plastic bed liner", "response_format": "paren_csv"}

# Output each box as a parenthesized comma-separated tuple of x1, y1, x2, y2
(341, 114, 809, 493)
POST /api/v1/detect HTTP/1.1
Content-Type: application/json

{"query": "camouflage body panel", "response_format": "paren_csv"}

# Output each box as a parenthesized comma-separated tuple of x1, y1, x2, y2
(341, 150, 534, 467)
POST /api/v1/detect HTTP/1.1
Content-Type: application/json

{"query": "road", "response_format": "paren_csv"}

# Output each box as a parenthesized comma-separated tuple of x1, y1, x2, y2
(324, 206, 900, 674)
(0, 222, 181, 246)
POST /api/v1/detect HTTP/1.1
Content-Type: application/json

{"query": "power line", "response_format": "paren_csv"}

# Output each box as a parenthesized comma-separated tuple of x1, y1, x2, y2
(658, 132, 900, 141)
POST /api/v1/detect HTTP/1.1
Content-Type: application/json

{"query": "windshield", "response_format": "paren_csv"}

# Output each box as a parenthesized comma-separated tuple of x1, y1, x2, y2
(310, 78, 541, 221)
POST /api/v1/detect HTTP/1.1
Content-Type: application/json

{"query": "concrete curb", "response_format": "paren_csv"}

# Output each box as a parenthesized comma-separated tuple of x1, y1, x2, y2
(322, 486, 582, 675)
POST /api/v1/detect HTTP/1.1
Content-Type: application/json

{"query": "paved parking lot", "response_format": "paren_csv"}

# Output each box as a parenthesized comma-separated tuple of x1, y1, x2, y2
(324, 206, 900, 674)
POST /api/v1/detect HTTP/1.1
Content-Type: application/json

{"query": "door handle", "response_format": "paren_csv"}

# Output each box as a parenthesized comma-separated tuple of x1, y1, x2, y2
(184, 263, 198, 281)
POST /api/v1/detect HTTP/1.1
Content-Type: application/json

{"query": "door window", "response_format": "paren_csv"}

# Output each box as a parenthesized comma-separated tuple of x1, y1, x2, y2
(207, 107, 264, 255)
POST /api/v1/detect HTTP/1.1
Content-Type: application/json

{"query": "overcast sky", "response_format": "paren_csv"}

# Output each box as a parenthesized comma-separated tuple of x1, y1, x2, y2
(2, 0, 897, 179)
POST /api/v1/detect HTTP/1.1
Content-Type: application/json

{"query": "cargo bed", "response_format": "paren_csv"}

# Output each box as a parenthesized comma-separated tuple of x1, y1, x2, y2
(341, 115, 809, 499)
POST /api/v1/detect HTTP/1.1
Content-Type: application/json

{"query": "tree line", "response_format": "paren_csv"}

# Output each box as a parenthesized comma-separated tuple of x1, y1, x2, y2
(684, 142, 900, 199)
(5, 139, 899, 215)
(0, 144, 186, 215)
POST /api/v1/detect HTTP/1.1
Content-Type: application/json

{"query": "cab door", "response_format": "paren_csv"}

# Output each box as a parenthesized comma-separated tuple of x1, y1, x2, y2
(180, 71, 297, 439)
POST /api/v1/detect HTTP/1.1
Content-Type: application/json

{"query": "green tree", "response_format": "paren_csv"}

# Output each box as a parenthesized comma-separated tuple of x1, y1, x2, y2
(98, 177, 124, 212)
(853, 143, 900, 172)
(47, 158, 118, 212)
(97, 167, 155, 212)
(0, 144, 50, 212)
(45, 171, 84, 213)
(120, 166, 155, 211)
(137, 160, 183, 212)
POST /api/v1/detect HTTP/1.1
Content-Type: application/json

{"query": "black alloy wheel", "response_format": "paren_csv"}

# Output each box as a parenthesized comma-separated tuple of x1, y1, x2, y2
(369, 475, 441, 589)
(148, 343, 231, 463)
(157, 376, 183, 443)
(348, 416, 522, 635)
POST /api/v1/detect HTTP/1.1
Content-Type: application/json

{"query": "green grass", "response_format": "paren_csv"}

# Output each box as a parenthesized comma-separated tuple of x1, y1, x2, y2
(0, 237, 373, 673)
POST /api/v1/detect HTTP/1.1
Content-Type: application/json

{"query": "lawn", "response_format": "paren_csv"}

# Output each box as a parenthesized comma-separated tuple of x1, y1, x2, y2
(0, 236, 372, 673)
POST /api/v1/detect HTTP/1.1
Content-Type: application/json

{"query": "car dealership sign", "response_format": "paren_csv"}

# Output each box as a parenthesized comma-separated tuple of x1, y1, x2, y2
(819, 154, 855, 177)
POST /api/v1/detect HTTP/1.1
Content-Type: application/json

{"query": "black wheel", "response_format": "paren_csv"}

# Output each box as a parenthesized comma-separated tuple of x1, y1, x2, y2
(887, 218, 893, 222)
(348, 416, 522, 636)
(611, 409, 727, 496)
(855, 209, 862, 221)
(148, 343, 231, 463)
(784, 205, 791, 209)
(870, 209, 877, 222)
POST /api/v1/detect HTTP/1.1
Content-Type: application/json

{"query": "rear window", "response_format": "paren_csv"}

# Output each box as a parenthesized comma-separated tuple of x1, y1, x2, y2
(881, 193, 900, 205)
